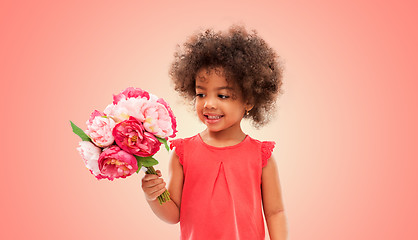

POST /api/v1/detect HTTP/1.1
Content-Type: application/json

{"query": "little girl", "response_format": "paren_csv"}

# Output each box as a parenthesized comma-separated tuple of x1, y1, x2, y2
(141, 25, 288, 240)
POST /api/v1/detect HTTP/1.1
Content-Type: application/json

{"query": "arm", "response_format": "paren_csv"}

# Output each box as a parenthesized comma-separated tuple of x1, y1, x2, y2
(261, 155, 288, 240)
(141, 149, 184, 224)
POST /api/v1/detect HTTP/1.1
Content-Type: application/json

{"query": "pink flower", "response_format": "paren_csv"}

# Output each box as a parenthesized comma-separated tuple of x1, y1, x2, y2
(98, 145, 138, 181)
(157, 98, 177, 138)
(113, 87, 150, 104)
(112, 116, 161, 157)
(77, 141, 105, 179)
(103, 97, 148, 123)
(85, 110, 116, 147)
(139, 100, 176, 139)
(86, 110, 105, 126)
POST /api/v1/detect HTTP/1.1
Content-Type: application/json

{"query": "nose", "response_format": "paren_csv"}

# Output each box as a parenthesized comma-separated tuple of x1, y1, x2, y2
(204, 97, 216, 109)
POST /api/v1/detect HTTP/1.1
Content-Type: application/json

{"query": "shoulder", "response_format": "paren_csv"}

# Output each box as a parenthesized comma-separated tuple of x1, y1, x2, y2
(246, 135, 276, 168)
(246, 135, 276, 151)
(246, 135, 275, 146)
(169, 134, 199, 165)
(169, 134, 198, 149)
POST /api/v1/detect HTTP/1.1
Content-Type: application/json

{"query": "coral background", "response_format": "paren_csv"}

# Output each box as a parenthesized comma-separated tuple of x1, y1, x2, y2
(1, 0, 417, 239)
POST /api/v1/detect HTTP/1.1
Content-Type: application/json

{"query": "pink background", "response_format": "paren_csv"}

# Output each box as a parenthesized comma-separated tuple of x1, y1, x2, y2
(1, 0, 417, 239)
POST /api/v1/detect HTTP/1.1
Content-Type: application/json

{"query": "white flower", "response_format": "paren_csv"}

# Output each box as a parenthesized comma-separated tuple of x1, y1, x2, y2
(77, 141, 102, 176)
(103, 97, 148, 123)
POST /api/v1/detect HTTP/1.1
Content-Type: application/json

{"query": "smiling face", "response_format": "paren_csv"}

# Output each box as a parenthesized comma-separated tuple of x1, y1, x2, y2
(195, 67, 251, 135)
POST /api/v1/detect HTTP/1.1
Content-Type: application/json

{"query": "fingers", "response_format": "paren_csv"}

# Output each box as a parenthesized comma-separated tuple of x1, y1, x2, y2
(142, 170, 162, 181)
(145, 182, 167, 201)
(142, 173, 159, 181)
(141, 172, 166, 201)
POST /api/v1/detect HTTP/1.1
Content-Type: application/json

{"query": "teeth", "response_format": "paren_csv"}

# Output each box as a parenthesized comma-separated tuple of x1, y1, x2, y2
(207, 115, 222, 119)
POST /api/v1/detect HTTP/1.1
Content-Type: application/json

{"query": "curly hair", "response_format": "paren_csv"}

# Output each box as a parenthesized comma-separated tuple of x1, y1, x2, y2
(169, 25, 284, 127)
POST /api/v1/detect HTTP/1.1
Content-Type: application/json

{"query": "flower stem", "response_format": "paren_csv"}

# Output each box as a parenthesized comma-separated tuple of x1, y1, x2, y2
(146, 166, 171, 205)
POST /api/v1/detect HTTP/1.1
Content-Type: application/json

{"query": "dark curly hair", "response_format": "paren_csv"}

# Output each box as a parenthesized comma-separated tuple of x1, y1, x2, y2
(169, 25, 284, 127)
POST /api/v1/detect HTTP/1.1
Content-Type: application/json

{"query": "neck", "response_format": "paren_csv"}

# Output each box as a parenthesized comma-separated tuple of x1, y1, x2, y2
(200, 124, 246, 145)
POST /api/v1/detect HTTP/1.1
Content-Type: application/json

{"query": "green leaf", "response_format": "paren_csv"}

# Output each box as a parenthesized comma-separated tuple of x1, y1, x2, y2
(156, 137, 169, 152)
(135, 155, 159, 168)
(136, 159, 142, 173)
(70, 121, 91, 141)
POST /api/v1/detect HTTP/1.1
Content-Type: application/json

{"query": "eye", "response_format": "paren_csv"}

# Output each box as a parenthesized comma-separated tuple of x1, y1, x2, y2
(196, 93, 205, 98)
(218, 94, 229, 99)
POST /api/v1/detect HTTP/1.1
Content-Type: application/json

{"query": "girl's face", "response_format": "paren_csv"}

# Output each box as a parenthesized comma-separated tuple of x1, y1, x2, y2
(195, 67, 251, 134)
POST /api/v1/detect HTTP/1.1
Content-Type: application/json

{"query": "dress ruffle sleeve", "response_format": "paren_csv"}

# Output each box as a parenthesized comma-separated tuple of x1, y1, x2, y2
(169, 138, 184, 165)
(261, 141, 275, 167)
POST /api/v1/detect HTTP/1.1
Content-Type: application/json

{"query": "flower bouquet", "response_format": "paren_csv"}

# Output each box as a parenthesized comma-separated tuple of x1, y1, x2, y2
(70, 87, 177, 204)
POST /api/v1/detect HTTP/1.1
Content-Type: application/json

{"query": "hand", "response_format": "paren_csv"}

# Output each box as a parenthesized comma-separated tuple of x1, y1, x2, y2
(141, 170, 167, 202)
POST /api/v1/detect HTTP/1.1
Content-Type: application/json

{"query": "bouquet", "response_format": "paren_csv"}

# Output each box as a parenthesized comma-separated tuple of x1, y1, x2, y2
(70, 87, 177, 204)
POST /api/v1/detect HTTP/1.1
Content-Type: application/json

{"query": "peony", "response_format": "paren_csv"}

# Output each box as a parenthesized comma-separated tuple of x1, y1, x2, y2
(103, 97, 148, 123)
(86, 110, 105, 126)
(112, 87, 150, 104)
(139, 100, 176, 139)
(98, 145, 138, 181)
(85, 110, 116, 147)
(71, 87, 175, 203)
(157, 98, 177, 138)
(113, 116, 161, 157)
(77, 141, 105, 179)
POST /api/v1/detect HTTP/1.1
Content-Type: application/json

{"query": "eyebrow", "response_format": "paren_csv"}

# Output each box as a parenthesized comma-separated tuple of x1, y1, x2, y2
(196, 85, 234, 90)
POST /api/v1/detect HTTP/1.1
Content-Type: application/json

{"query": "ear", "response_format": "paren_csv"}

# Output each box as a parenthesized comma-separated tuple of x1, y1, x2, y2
(245, 102, 254, 112)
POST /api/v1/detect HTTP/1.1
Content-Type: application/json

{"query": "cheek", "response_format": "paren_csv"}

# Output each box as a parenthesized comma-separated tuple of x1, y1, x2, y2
(230, 104, 245, 117)
(194, 99, 204, 113)
(194, 99, 200, 109)
(195, 97, 207, 107)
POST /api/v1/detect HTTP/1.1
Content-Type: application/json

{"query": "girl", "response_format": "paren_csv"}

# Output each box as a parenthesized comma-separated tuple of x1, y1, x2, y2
(141, 25, 288, 240)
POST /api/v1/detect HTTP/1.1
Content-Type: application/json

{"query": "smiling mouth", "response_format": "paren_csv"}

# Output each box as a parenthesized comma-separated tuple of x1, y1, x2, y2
(204, 115, 224, 120)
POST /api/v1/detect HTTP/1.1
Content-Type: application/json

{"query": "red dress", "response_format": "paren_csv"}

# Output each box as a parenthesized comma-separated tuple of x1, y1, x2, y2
(169, 134, 275, 240)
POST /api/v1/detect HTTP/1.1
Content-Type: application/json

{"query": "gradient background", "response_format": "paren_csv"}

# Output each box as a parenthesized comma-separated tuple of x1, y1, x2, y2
(1, 0, 417, 239)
